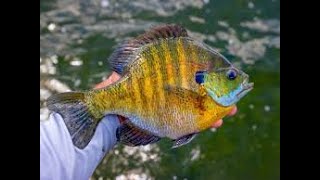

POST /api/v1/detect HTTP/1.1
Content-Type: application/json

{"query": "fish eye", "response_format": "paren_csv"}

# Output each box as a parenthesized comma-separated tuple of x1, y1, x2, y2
(195, 71, 205, 84)
(226, 69, 237, 80)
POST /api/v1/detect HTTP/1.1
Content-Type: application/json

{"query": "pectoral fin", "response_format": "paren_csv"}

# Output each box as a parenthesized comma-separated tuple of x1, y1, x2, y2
(116, 121, 161, 146)
(164, 85, 200, 99)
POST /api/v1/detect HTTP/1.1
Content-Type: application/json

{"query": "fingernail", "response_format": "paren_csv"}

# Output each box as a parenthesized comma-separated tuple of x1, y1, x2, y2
(211, 119, 223, 128)
(228, 106, 237, 116)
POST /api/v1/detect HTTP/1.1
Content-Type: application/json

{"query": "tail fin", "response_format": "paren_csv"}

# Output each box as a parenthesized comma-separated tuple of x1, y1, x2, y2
(46, 92, 98, 149)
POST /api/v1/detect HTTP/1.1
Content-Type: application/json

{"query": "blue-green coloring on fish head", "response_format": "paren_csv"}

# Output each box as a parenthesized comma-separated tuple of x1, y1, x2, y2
(191, 39, 254, 107)
(199, 66, 253, 106)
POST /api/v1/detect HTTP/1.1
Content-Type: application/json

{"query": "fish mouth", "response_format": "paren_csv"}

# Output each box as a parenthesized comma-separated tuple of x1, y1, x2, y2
(237, 78, 254, 98)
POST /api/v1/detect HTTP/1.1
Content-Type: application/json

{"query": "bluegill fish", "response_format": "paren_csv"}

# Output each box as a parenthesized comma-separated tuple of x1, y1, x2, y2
(47, 24, 253, 149)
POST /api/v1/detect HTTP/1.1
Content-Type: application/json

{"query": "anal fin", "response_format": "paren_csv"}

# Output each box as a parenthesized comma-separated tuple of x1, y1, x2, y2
(172, 133, 198, 149)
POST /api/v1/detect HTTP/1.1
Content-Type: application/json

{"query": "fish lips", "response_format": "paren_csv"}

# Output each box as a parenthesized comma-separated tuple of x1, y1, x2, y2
(237, 78, 254, 98)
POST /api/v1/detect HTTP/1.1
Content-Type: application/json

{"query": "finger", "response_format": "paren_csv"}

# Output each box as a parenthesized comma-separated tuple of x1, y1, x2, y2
(228, 106, 237, 116)
(94, 78, 113, 89)
(94, 71, 121, 89)
(211, 119, 223, 128)
(117, 115, 128, 124)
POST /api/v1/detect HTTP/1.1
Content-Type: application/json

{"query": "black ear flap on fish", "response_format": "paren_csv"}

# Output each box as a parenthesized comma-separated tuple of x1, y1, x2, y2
(116, 121, 161, 146)
(108, 24, 189, 75)
(46, 92, 99, 149)
(172, 133, 198, 149)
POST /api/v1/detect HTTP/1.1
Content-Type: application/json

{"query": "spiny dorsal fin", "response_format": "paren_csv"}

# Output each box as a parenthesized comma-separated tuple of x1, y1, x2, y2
(133, 24, 188, 45)
(108, 24, 188, 74)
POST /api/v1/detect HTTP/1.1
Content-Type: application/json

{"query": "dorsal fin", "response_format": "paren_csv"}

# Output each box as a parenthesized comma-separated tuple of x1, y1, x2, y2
(108, 24, 188, 74)
(133, 24, 188, 45)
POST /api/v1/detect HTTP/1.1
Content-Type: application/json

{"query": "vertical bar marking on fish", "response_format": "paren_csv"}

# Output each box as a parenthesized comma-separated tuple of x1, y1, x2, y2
(177, 38, 188, 88)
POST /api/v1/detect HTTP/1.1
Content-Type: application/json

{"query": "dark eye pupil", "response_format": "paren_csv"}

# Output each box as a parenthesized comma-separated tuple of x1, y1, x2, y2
(228, 70, 237, 80)
(195, 71, 205, 84)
